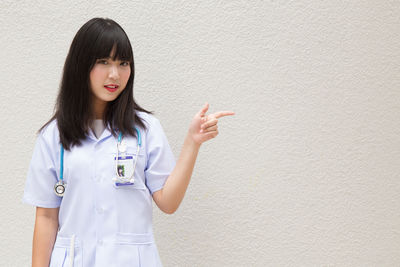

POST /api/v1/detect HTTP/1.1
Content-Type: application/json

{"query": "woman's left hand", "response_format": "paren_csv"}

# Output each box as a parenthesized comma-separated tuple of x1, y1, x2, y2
(188, 103, 235, 146)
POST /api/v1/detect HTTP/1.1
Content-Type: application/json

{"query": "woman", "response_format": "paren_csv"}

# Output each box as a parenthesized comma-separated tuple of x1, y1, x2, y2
(23, 17, 234, 267)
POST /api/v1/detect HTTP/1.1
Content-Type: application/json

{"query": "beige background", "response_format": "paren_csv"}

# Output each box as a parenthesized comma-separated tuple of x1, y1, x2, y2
(1, 1, 400, 266)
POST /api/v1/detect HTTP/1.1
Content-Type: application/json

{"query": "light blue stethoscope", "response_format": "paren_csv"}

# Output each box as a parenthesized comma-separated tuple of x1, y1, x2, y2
(54, 127, 142, 197)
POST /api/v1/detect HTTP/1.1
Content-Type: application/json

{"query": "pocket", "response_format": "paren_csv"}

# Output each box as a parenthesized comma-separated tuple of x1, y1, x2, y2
(114, 233, 159, 267)
(116, 232, 154, 245)
(109, 140, 145, 156)
(50, 235, 83, 267)
(49, 247, 67, 267)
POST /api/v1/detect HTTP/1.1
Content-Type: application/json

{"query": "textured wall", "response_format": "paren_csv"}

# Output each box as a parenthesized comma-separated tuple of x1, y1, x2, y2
(1, 1, 400, 266)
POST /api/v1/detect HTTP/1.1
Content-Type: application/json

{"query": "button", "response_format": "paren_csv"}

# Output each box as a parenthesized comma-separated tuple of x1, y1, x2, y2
(98, 239, 103, 245)
(96, 207, 104, 214)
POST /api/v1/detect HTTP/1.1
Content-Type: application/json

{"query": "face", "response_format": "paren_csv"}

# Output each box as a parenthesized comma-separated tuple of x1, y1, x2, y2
(89, 49, 131, 106)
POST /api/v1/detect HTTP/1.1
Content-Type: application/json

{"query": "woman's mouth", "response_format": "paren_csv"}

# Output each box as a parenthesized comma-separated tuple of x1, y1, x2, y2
(104, 84, 119, 92)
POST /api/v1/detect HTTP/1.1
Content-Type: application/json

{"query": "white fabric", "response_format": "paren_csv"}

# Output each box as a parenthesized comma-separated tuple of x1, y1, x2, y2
(69, 234, 75, 267)
(22, 111, 176, 267)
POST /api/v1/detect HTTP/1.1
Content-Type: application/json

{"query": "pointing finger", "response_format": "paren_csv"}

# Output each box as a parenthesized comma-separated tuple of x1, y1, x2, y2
(212, 111, 235, 119)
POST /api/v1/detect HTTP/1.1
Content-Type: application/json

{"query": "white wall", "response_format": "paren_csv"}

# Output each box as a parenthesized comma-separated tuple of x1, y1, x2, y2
(1, 1, 399, 266)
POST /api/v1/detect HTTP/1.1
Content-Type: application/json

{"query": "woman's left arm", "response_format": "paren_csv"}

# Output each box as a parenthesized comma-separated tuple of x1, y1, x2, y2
(152, 103, 234, 214)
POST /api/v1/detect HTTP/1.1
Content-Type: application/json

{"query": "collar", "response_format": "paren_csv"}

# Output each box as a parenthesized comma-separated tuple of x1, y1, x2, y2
(87, 124, 113, 142)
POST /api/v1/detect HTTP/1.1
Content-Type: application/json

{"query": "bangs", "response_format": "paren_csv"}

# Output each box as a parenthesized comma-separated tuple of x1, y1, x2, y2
(91, 23, 133, 62)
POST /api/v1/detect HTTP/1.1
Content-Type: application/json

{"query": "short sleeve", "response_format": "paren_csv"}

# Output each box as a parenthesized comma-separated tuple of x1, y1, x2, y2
(144, 117, 176, 195)
(22, 131, 62, 208)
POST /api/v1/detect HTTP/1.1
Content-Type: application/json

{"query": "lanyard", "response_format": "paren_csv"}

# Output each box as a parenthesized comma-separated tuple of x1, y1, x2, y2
(54, 127, 141, 197)
(114, 127, 142, 185)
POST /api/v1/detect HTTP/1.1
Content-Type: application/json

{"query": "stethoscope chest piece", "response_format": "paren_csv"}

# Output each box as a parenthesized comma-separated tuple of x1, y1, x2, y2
(54, 181, 66, 197)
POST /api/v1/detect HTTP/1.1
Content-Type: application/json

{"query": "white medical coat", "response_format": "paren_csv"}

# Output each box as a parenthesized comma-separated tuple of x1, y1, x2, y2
(23, 111, 176, 267)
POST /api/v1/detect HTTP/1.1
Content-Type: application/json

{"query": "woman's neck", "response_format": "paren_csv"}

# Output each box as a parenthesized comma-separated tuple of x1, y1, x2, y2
(92, 99, 107, 120)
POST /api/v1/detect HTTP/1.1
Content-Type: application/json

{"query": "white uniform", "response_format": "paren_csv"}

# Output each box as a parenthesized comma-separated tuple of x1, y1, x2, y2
(22, 111, 176, 267)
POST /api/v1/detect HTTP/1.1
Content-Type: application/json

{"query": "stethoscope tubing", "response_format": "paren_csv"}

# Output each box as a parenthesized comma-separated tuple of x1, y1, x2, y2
(58, 127, 141, 184)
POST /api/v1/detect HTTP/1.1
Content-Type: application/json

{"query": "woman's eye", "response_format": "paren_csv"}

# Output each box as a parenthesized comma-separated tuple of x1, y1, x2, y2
(97, 60, 108, 64)
(121, 61, 129, 66)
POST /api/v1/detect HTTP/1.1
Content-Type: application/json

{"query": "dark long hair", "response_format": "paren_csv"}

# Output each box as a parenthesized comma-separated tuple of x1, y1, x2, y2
(40, 18, 152, 150)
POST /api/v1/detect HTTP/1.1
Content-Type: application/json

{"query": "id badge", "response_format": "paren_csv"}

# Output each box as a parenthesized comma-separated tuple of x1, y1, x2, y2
(113, 155, 135, 186)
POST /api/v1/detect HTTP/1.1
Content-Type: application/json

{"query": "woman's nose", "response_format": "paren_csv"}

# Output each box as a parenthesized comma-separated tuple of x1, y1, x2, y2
(108, 65, 120, 79)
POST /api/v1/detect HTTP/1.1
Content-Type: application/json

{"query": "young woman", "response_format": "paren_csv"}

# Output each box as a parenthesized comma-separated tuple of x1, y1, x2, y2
(22, 17, 234, 267)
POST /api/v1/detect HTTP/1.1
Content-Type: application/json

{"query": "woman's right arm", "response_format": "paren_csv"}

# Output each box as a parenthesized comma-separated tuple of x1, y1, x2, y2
(32, 207, 59, 267)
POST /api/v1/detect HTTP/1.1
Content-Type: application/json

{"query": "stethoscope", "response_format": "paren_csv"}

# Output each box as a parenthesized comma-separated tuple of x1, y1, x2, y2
(54, 127, 142, 197)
